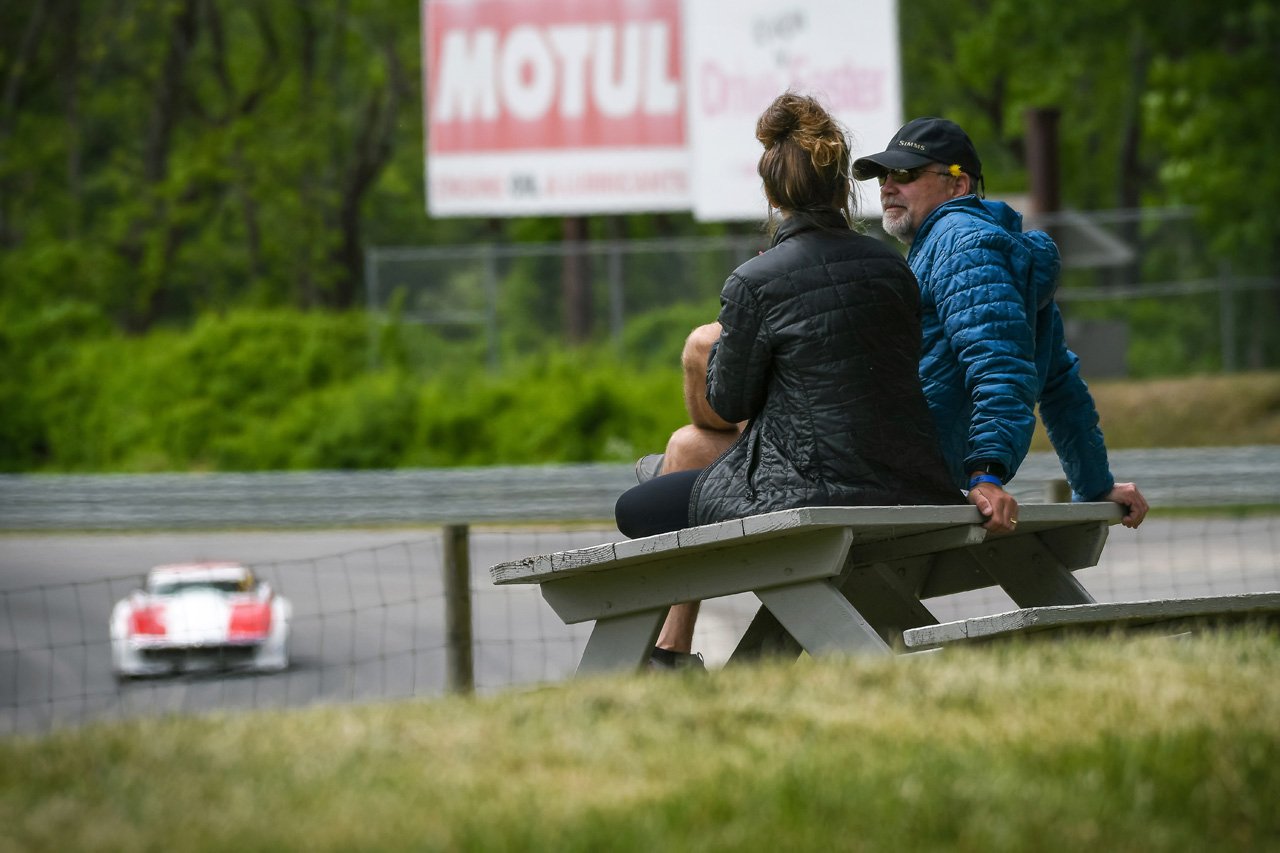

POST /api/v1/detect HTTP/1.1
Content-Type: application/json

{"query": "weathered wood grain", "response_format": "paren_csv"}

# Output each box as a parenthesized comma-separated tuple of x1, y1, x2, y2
(903, 591, 1280, 648)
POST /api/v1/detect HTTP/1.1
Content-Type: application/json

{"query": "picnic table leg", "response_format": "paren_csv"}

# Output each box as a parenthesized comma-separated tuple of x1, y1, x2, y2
(725, 606, 803, 666)
(837, 562, 940, 649)
(575, 607, 668, 676)
(968, 535, 1097, 608)
(755, 579, 891, 656)
(730, 559, 943, 661)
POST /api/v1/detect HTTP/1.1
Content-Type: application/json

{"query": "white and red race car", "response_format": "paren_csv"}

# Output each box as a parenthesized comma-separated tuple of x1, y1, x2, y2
(110, 562, 291, 679)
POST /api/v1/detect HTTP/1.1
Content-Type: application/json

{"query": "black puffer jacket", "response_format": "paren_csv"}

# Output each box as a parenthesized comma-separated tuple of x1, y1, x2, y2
(690, 211, 963, 526)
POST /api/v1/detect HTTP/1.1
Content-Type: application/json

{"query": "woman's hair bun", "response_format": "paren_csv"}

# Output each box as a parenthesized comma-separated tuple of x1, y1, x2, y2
(756, 91, 844, 168)
(755, 91, 854, 222)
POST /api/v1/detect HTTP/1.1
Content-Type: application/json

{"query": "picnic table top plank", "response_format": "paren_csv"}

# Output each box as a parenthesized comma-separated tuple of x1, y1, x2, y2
(541, 527, 854, 624)
(612, 530, 682, 562)
(489, 503, 1123, 585)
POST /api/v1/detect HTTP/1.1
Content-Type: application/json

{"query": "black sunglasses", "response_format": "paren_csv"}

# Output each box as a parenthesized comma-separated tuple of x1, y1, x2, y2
(877, 166, 957, 186)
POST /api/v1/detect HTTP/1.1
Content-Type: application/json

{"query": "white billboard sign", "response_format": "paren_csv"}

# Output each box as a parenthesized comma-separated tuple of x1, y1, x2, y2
(683, 0, 901, 220)
(422, 0, 900, 220)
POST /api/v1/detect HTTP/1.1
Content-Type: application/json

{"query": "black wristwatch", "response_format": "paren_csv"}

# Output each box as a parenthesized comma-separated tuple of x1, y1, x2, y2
(970, 460, 1009, 481)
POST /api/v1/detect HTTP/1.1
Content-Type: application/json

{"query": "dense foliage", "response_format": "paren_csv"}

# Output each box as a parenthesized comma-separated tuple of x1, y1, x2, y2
(0, 309, 688, 472)
(3, 1, 1277, 329)
(904, 1, 1279, 231)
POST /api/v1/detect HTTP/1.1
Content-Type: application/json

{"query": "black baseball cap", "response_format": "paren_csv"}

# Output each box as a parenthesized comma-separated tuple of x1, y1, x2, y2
(853, 117, 983, 181)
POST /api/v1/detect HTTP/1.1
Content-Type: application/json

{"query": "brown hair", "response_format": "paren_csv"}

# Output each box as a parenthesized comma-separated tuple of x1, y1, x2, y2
(755, 92, 854, 223)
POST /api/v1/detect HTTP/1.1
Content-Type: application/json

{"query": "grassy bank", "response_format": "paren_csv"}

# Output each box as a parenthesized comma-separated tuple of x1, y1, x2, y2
(3, 631, 1278, 851)
(1035, 371, 1280, 450)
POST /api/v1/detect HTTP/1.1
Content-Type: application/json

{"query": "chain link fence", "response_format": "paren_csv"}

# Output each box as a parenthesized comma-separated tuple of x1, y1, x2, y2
(2, 447, 1277, 532)
(3, 447, 1276, 734)
(366, 208, 1280, 378)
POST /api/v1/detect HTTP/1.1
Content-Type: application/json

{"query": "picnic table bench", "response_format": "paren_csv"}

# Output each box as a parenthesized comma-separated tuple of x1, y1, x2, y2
(902, 591, 1280, 650)
(490, 502, 1129, 675)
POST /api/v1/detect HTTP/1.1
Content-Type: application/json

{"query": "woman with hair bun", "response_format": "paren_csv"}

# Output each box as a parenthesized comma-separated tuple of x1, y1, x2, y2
(615, 92, 962, 669)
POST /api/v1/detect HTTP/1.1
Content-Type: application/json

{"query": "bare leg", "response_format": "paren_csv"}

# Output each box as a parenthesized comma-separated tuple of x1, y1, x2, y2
(656, 323, 744, 654)
(656, 601, 702, 653)
(682, 323, 738, 431)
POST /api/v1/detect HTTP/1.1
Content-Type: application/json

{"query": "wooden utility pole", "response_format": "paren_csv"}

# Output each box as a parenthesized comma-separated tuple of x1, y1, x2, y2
(1024, 107, 1061, 216)
(442, 524, 474, 695)
(561, 215, 592, 343)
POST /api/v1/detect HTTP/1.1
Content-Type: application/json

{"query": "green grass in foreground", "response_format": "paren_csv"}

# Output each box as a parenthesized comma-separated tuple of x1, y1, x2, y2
(3, 631, 1279, 851)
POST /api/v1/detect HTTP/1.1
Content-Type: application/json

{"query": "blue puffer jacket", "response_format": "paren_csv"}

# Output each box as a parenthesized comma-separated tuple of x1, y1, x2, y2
(909, 196, 1115, 501)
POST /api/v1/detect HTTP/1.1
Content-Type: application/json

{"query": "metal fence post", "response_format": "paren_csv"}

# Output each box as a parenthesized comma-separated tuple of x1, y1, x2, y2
(442, 523, 474, 695)
(1220, 260, 1237, 373)
(484, 247, 500, 372)
(365, 247, 380, 371)
(608, 239, 625, 344)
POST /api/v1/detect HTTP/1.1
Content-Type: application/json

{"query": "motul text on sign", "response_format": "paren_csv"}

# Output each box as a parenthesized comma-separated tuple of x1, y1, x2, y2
(425, 0, 689, 215)
(430, 20, 683, 149)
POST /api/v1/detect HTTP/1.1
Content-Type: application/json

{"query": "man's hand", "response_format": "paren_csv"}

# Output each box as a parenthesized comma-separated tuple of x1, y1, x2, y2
(967, 482, 1019, 534)
(1105, 482, 1149, 528)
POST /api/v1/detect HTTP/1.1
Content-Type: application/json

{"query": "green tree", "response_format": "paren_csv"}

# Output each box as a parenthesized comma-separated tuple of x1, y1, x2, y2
(900, 0, 1279, 365)
(0, 0, 423, 329)
(901, 0, 1272, 213)
(1144, 3, 1280, 271)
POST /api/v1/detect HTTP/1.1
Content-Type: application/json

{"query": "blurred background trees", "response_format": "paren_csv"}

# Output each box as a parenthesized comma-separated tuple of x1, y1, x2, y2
(2, 0, 425, 329)
(3, 0, 1275, 333)
(903, 0, 1278, 279)
(2, 0, 1277, 472)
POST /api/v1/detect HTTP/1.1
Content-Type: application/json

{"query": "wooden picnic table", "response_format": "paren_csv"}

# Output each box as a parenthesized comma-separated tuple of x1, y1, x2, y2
(490, 502, 1124, 675)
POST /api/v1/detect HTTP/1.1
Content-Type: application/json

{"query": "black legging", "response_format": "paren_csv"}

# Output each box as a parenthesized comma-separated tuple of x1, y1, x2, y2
(614, 469, 702, 539)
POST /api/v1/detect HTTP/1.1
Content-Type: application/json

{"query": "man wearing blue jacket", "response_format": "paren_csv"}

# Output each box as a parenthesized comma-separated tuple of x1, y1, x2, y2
(852, 117, 1148, 533)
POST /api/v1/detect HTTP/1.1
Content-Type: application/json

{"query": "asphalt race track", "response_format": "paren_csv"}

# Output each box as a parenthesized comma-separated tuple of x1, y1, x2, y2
(3, 512, 1279, 734)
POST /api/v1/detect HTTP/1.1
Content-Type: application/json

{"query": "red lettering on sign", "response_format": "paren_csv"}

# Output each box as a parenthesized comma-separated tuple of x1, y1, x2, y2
(426, 0, 684, 153)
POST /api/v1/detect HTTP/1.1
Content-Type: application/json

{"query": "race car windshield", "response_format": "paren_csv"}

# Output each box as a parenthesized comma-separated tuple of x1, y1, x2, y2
(151, 580, 248, 595)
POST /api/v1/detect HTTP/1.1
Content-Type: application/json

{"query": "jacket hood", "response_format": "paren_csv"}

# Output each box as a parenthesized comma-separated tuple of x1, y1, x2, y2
(914, 196, 1061, 309)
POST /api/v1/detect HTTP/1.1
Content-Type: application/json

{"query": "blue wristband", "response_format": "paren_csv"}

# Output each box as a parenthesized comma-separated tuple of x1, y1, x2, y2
(968, 473, 1004, 490)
